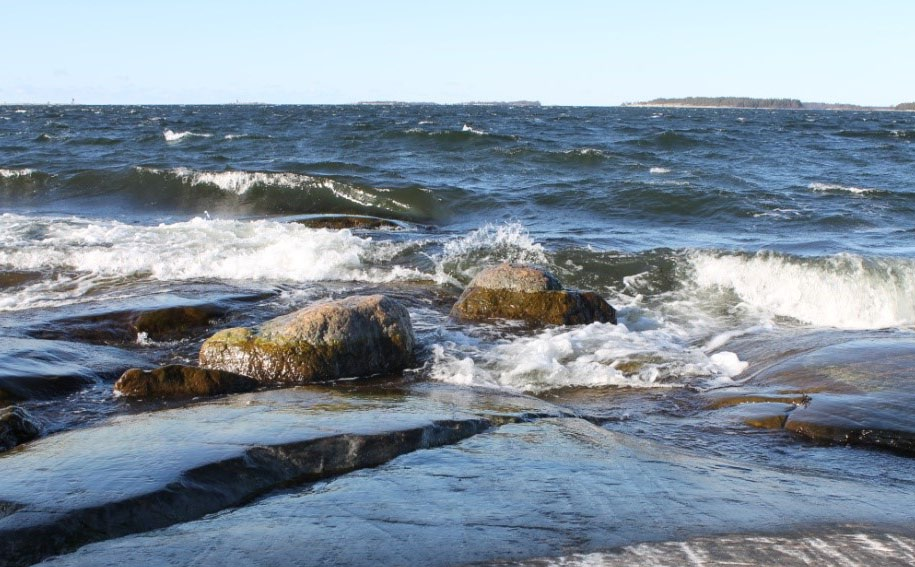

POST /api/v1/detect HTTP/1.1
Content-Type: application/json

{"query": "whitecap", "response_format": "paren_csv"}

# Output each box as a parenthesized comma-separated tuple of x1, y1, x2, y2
(163, 129, 212, 142)
(649, 167, 671, 174)
(0, 168, 34, 178)
(808, 182, 877, 194)
(461, 124, 486, 135)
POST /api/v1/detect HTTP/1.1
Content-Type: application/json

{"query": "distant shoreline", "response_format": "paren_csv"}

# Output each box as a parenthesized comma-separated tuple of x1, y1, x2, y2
(625, 97, 915, 112)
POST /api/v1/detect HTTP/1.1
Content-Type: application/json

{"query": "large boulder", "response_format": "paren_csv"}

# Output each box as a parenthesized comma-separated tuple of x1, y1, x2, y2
(199, 295, 415, 384)
(114, 365, 259, 399)
(0, 406, 40, 452)
(451, 263, 616, 326)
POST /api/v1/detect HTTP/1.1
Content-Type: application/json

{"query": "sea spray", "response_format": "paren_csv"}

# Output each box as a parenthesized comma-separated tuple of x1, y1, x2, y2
(689, 250, 915, 329)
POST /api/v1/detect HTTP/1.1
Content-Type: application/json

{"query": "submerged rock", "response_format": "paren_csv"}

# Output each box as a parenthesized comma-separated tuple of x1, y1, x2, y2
(451, 263, 616, 326)
(114, 365, 259, 399)
(32, 304, 227, 344)
(784, 392, 915, 455)
(0, 270, 43, 290)
(199, 295, 414, 384)
(131, 306, 226, 341)
(293, 215, 403, 231)
(0, 406, 40, 452)
(0, 338, 144, 402)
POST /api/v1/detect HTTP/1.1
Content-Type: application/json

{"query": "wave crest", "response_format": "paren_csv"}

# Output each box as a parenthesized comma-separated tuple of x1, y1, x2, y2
(689, 251, 915, 329)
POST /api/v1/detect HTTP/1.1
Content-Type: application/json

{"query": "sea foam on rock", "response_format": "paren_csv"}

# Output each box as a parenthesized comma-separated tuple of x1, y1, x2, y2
(450, 263, 616, 326)
(199, 295, 414, 384)
(114, 365, 259, 399)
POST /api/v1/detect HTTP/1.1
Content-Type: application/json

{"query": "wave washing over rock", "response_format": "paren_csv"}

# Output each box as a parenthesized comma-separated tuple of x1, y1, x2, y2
(2, 104, 915, 566)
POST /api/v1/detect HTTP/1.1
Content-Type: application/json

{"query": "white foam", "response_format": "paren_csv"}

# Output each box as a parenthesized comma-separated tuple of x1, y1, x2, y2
(566, 148, 606, 157)
(429, 321, 747, 393)
(0, 214, 427, 310)
(649, 167, 671, 174)
(690, 251, 915, 329)
(809, 182, 876, 194)
(461, 124, 486, 135)
(163, 129, 212, 142)
(753, 208, 805, 219)
(0, 168, 34, 178)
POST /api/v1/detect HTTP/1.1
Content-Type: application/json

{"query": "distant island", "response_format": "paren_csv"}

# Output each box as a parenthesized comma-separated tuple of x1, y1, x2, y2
(357, 100, 541, 107)
(624, 97, 915, 111)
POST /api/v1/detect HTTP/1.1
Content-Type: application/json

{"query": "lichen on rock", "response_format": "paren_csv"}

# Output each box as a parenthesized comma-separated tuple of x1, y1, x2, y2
(199, 295, 414, 384)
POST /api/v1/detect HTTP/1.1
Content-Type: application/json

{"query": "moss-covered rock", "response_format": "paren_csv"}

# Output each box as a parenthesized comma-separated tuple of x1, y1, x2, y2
(0, 406, 40, 452)
(199, 295, 414, 384)
(450, 263, 616, 326)
(114, 365, 259, 399)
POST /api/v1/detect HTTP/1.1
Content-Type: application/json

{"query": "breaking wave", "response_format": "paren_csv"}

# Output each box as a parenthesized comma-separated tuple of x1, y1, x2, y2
(163, 129, 212, 142)
(0, 214, 428, 310)
(55, 167, 453, 220)
(689, 250, 915, 329)
(809, 182, 881, 195)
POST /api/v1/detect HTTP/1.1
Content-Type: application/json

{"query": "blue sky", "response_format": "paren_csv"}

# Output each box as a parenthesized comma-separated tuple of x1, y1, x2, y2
(3, 0, 913, 105)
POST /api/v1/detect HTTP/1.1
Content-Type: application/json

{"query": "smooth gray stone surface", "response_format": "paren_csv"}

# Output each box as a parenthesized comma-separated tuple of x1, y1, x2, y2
(36, 418, 915, 567)
(0, 384, 557, 567)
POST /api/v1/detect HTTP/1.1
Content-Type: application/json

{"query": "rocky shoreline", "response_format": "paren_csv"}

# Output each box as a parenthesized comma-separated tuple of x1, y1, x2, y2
(3, 261, 915, 566)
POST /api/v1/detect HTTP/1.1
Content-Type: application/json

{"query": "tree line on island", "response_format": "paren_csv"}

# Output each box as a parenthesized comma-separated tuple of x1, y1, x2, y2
(626, 97, 915, 111)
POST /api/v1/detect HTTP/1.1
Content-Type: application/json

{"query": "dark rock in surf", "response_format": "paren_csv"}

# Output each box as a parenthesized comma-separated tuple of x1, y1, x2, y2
(450, 263, 616, 326)
(31, 304, 227, 344)
(114, 365, 259, 399)
(131, 305, 226, 341)
(199, 295, 414, 384)
(0, 271, 43, 290)
(783, 392, 915, 456)
(0, 406, 40, 452)
(293, 215, 403, 231)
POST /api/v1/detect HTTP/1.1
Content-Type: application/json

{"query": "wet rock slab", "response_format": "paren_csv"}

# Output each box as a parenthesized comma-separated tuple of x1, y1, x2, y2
(711, 338, 915, 455)
(0, 338, 147, 401)
(33, 417, 915, 567)
(0, 384, 557, 567)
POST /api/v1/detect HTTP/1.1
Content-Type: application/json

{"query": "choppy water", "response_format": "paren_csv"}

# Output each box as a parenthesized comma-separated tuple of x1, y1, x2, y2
(3, 105, 915, 389)
(3, 104, 915, 564)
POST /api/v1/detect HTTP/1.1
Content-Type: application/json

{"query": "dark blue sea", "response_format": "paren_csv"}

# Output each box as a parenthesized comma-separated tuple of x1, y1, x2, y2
(2, 104, 915, 565)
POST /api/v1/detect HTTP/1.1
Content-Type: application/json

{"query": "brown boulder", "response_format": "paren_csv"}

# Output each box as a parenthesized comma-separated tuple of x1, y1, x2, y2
(451, 263, 616, 326)
(114, 365, 259, 399)
(199, 295, 414, 384)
